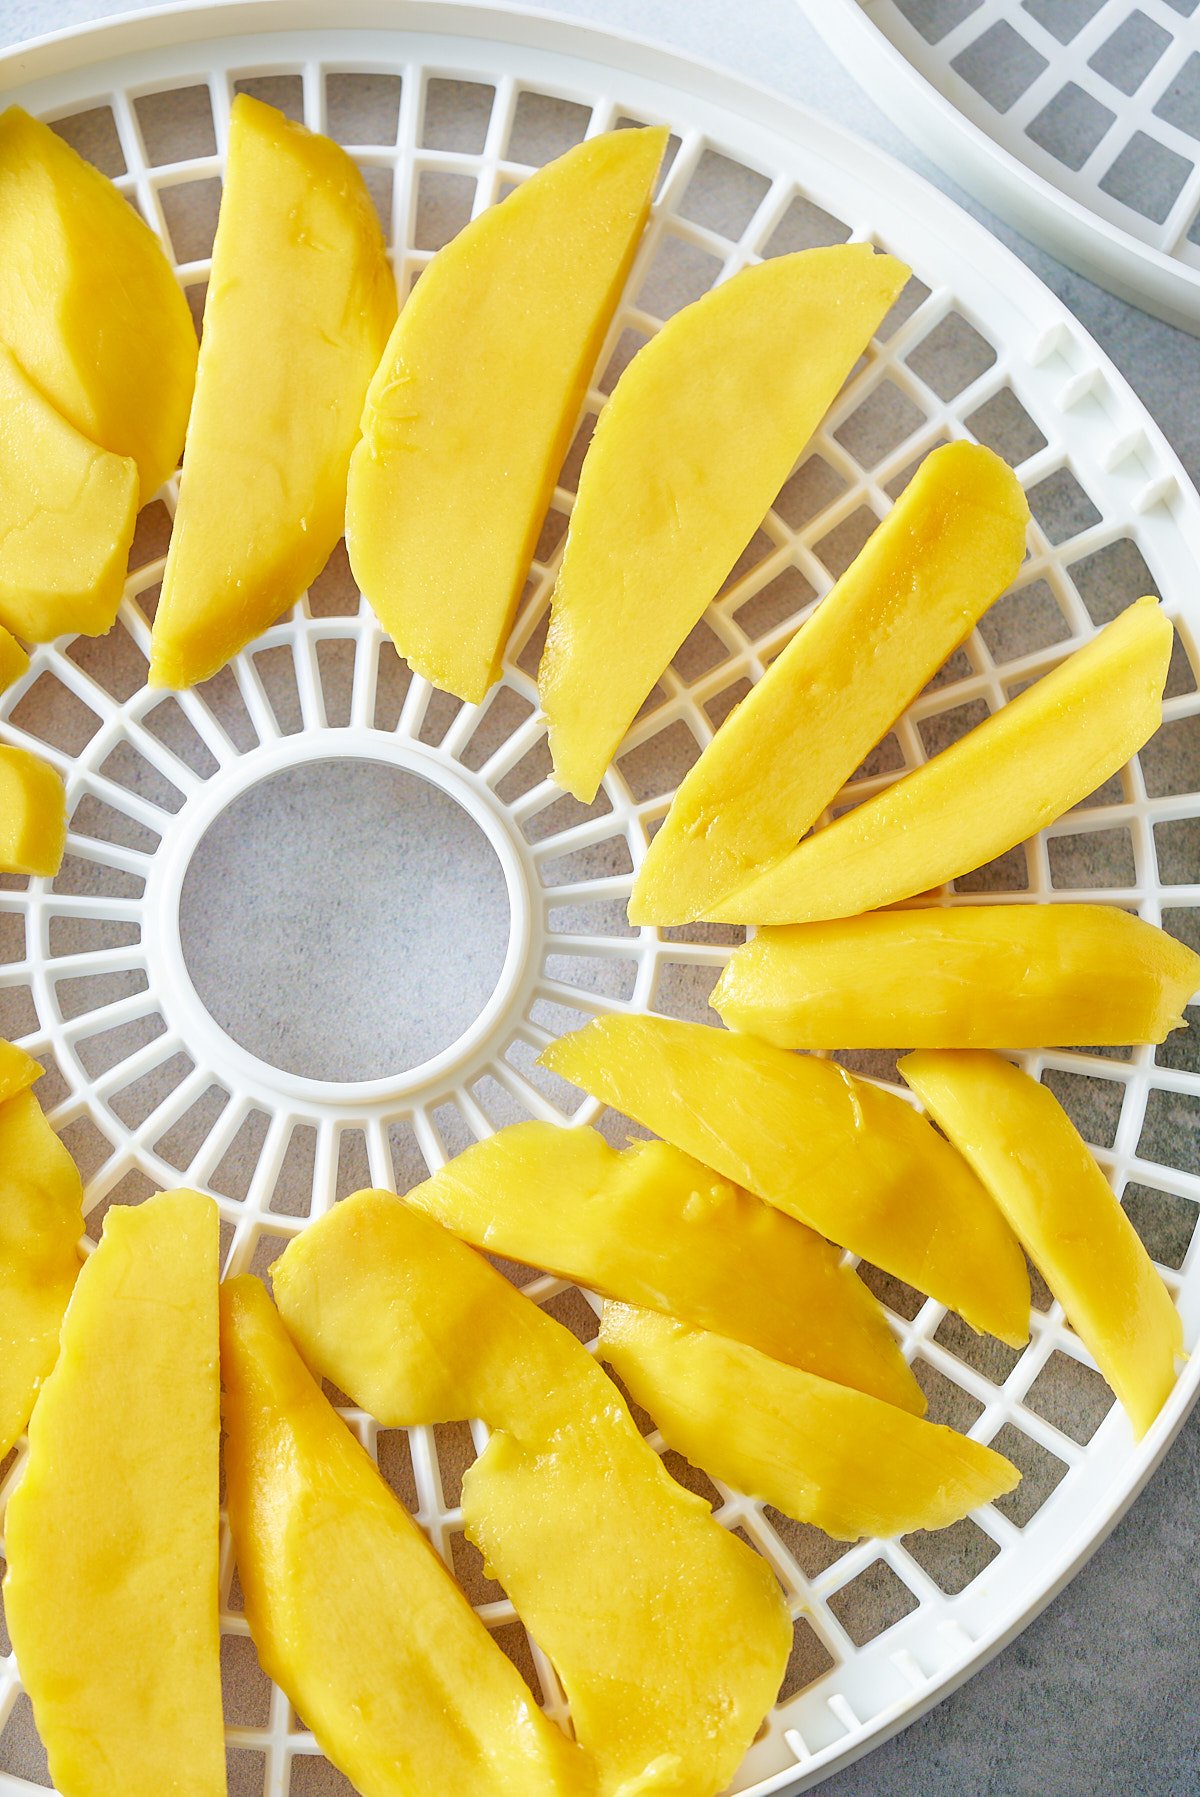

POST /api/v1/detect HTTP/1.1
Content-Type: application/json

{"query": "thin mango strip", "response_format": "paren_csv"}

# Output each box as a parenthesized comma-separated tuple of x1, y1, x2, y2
(902, 1050, 1183, 1437)
(715, 597, 1173, 923)
(405, 1120, 922, 1412)
(601, 1304, 1019, 1539)
(541, 1015, 1030, 1344)
(713, 905, 1200, 1049)
(630, 442, 1028, 924)
(0, 744, 67, 876)
(275, 1191, 790, 1797)
(539, 244, 910, 802)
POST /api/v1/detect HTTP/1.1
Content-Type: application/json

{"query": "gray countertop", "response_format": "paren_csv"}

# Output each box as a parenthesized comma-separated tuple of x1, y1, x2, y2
(1, 2, 1197, 1794)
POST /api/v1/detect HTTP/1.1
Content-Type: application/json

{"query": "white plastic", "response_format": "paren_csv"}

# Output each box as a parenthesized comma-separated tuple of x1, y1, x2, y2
(0, 5, 1198, 1795)
(802, 0, 1200, 333)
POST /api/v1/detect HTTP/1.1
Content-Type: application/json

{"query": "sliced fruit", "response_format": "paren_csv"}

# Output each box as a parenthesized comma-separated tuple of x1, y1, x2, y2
(0, 1037, 42, 1102)
(0, 341, 138, 640)
(0, 744, 67, 876)
(539, 243, 910, 802)
(716, 597, 1173, 924)
(540, 1015, 1029, 1344)
(405, 1120, 922, 1412)
(630, 442, 1029, 923)
(902, 1050, 1183, 1437)
(602, 1304, 1019, 1539)
(221, 1275, 588, 1797)
(4, 1190, 224, 1797)
(0, 105, 196, 498)
(349, 127, 666, 704)
(150, 95, 396, 688)
(0, 623, 29, 692)
(275, 1191, 790, 1797)
(0, 1089, 82, 1458)
(713, 905, 1200, 1050)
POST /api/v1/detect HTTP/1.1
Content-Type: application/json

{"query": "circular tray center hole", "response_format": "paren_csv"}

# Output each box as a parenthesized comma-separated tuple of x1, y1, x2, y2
(178, 758, 512, 1081)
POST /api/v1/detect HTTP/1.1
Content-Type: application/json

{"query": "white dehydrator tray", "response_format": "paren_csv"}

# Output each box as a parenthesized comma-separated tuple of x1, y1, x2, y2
(802, 0, 1200, 334)
(0, 3, 1198, 1793)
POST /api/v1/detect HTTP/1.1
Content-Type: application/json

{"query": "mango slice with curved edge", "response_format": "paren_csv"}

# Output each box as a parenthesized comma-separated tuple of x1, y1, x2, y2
(221, 1275, 590, 1797)
(713, 904, 1200, 1050)
(0, 745, 67, 876)
(601, 1304, 1019, 1540)
(630, 442, 1029, 924)
(0, 341, 138, 641)
(540, 1015, 1030, 1345)
(275, 1191, 790, 1797)
(0, 1037, 42, 1102)
(4, 1190, 224, 1797)
(901, 1050, 1183, 1437)
(715, 596, 1173, 924)
(0, 106, 196, 499)
(539, 243, 911, 802)
(0, 622, 29, 692)
(150, 95, 396, 689)
(404, 1119, 923, 1413)
(348, 127, 666, 705)
(0, 1088, 82, 1459)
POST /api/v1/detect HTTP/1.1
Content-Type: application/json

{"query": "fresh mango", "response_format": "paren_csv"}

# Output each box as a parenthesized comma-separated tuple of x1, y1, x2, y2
(0, 106, 196, 498)
(221, 1275, 589, 1797)
(0, 1089, 82, 1458)
(541, 1016, 1030, 1344)
(0, 341, 138, 640)
(539, 243, 911, 802)
(0, 1037, 42, 1101)
(0, 621, 29, 691)
(716, 597, 1173, 924)
(902, 1051, 1183, 1437)
(0, 744, 67, 876)
(404, 1120, 922, 1412)
(275, 1191, 791, 1797)
(4, 1190, 224, 1797)
(630, 442, 1029, 923)
(601, 1304, 1019, 1539)
(150, 95, 396, 688)
(348, 127, 665, 704)
(713, 905, 1200, 1049)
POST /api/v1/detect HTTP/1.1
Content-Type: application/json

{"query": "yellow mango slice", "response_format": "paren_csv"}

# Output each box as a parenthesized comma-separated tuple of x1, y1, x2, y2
(0, 341, 138, 640)
(150, 96, 396, 689)
(539, 244, 911, 802)
(0, 1089, 82, 1458)
(0, 106, 196, 498)
(714, 904, 1200, 1049)
(0, 745, 67, 876)
(717, 597, 1173, 924)
(4, 1190, 224, 1797)
(0, 1037, 42, 1101)
(221, 1275, 588, 1797)
(602, 1304, 1019, 1539)
(630, 442, 1029, 924)
(275, 1192, 790, 1797)
(541, 1016, 1029, 1344)
(902, 1051, 1183, 1436)
(348, 128, 665, 705)
(0, 622, 29, 692)
(405, 1120, 922, 1412)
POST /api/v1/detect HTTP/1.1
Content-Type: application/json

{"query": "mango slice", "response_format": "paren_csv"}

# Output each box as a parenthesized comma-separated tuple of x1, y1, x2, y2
(0, 745, 67, 876)
(902, 1051, 1183, 1437)
(275, 1192, 790, 1797)
(0, 1037, 42, 1101)
(0, 622, 29, 692)
(630, 442, 1029, 924)
(539, 243, 911, 802)
(714, 904, 1200, 1049)
(221, 1275, 588, 1797)
(541, 1016, 1030, 1344)
(0, 106, 196, 498)
(0, 341, 138, 641)
(150, 95, 396, 688)
(405, 1120, 922, 1412)
(0, 1090, 82, 1458)
(602, 1304, 1019, 1539)
(716, 596, 1173, 924)
(348, 128, 665, 705)
(4, 1190, 224, 1797)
